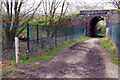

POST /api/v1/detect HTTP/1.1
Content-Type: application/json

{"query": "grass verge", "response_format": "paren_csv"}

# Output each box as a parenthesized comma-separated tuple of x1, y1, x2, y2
(2, 69, 13, 75)
(9, 36, 90, 66)
(99, 37, 120, 66)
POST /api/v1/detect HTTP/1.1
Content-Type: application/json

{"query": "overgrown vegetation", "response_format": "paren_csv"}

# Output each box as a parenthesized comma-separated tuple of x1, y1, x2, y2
(99, 37, 120, 65)
(97, 22, 106, 34)
(2, 69, 13, 75)
(29, 15, 69, 26)
(9, 36, 90, 66)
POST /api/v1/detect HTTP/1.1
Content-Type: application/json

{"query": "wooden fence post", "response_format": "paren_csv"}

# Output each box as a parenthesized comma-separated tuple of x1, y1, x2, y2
(15, 37, 19, 63)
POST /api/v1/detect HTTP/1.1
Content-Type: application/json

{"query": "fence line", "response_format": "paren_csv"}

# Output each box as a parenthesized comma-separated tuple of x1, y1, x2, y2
(106, 23, 120, 53)
(1, 24, 85, 60)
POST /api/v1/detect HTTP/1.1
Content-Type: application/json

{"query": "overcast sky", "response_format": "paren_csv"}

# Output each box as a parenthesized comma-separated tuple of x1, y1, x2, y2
(2, 0, 116, 14)
(55, 0, 116, 13)
(67, 0, 115, 9)
(32, 0, 115, 9)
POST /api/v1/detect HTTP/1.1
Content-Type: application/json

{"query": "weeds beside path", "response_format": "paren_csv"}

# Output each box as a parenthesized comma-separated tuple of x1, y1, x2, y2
(99, 37, 120, 65)
(2, 37, 90, 75)
(3, 38, 118, 78)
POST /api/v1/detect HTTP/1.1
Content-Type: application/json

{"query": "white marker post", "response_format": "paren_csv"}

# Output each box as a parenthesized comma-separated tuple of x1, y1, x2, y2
(15, 37, 19, 63)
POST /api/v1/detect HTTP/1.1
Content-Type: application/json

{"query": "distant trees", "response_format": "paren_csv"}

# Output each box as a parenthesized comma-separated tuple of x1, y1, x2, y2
(42, 0, 69, 25)
(28, 0, 70, 26)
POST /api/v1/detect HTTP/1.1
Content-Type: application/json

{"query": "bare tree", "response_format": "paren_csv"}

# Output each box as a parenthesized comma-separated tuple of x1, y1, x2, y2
(111, 0, 120, 9)
(40, 0, 69, 47)
(1, 0, 43, 48)
(0, 1, 2, 43)
(42, 0, 69, 25)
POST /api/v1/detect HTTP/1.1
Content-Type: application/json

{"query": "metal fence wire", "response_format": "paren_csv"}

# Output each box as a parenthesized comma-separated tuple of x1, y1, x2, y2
(1, 24, 85, 60)
(28, 24, 85, 57)
(106, 23, 120, 53)
(1, 25, 27, 60)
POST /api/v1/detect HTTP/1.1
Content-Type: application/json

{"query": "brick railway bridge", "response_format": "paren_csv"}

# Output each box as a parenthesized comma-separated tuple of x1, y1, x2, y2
(67, 9, 119, 37)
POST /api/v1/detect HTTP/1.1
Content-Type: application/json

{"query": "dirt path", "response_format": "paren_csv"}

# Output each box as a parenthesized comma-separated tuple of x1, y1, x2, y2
(3, 38, 118, 78)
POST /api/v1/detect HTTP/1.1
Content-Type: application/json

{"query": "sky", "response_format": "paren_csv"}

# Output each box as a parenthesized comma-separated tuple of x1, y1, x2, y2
(61, 0, 116, 13)
(67, 0, 115, 9)
(67, 0, 104, 3)
(32, 0, 115, 9)
(2, 0, 116, 14)
(66, 0, 112, 4)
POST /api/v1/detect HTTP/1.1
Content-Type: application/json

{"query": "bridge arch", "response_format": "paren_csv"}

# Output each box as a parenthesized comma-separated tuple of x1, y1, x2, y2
(68, 10, 118, 37)
(89, 16, 104, 37)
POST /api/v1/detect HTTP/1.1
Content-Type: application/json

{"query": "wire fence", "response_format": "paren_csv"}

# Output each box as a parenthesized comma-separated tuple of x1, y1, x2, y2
(28, 24, 85, 57)
(106, 23, 120, 53)
(1, 25, 27, 60)
(1, 24, 85, 60)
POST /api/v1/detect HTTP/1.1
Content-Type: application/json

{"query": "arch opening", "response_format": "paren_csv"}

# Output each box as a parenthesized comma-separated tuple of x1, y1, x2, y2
(89, 16, 105, 37)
